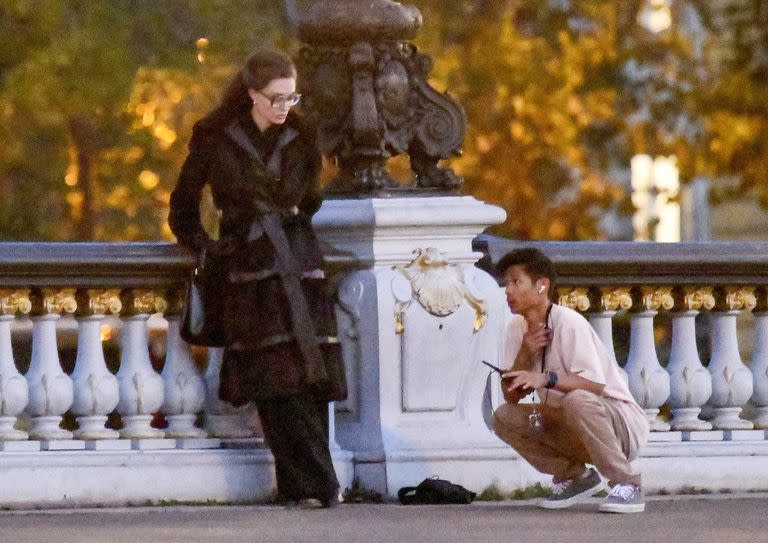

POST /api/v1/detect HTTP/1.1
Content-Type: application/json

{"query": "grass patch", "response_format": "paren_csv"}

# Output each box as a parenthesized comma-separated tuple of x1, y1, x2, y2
(676, 486, 712, 495)
(474, 482, 553, 501)
(155, 499, 233, 507)
(475, 483, 505, 501)
(510, 483, 551, 500)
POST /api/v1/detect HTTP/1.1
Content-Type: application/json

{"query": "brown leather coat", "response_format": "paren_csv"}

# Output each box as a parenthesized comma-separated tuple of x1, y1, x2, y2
(169, 111, 347, 403)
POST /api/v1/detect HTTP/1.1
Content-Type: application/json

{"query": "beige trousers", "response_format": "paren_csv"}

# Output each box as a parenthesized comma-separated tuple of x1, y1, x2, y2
(492, 389, 642, 487)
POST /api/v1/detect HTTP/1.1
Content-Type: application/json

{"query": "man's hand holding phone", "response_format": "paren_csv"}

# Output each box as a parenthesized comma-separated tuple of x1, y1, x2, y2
(482, 361, 534, 404)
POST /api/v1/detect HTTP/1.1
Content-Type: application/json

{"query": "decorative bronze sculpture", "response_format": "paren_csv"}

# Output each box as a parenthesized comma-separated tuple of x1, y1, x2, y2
(297, 0, 467, 196)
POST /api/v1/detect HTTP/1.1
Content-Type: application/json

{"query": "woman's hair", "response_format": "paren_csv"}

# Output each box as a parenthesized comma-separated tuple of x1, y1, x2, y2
(199, 49, 296, 130)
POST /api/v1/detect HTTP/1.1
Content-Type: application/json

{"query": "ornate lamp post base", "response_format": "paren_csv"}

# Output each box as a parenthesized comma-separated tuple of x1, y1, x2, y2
(298, 0, 466, 196)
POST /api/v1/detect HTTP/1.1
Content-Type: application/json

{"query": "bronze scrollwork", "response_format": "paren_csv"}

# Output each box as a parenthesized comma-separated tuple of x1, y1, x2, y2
(298, 0, 466, 195)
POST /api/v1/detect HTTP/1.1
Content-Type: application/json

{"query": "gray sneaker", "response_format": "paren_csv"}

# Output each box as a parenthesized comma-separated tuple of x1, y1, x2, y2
(538, 468, 604, 509)
(599, 483, 645, 513)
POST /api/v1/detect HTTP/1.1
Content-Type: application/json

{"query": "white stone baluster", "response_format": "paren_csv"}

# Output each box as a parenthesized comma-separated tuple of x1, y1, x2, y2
(708, 287, 755, 429)
(25, 289, 76, 440)
(204, 348, 254, 439)
(750, 306, 768, 429)
(624, 287, 672, 431)
(71, 290, 122, 440)
(162, 304, 206, 438)
(116, 290, 166, 439)
(667, 288, 714, 431)
(0, 290, 32, 440)
(588, 288, 632, 384)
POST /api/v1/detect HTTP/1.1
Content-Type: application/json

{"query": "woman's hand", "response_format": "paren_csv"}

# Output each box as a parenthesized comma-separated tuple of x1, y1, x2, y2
(206, 236, 238, 257)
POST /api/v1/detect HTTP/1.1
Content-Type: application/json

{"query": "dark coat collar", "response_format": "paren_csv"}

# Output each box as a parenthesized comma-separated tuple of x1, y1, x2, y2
(224, 118, 300, 177)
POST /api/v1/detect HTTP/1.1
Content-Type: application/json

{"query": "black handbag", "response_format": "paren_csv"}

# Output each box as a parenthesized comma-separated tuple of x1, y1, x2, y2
(180, 248, 229, 347)
(397, 477, 476, 505)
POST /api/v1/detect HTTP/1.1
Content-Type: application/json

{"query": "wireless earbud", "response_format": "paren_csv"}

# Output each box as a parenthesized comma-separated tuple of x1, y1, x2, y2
(538, 286, 545, 294)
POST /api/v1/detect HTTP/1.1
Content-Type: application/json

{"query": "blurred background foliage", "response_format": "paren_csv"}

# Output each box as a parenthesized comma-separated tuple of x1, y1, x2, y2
(0, 0, 766, 241)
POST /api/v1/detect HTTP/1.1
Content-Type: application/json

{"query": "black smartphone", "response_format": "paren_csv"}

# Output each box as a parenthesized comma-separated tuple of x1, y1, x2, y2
(481, 360, 506, 374)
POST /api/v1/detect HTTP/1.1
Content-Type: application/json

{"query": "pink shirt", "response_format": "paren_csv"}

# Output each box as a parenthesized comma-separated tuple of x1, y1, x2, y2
(504, 304, 649, 447)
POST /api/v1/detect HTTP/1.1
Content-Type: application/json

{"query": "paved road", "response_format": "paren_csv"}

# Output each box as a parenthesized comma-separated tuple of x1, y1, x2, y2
(0, 494, 766, 543)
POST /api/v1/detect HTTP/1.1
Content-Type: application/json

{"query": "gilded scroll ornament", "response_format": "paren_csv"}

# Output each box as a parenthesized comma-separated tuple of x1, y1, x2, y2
(122, 289, 168, 316)
(162, 288, 187, 317)
(724, 286, 757, 312)
(0, 289, 32, 315)
(391, 273, 413, 335)
(755, 286, 768, 312)
(465, 295, 488, 333)
(393, 300, 409, 335)
(682, 287, 715, 312)
(599, 287, 633, 312)
(557, 288, 590, 312)
(84, 289, 122, 316)
(393, 248, 487, 333)
(640, 286, 674, 311)
(41, 288, 77, 315)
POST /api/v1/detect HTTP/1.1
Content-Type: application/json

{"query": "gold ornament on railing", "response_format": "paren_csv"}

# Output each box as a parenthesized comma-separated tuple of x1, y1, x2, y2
(599, 287, 633, 312)
(394, 300, 409, 335)
(640, 286, 674, 311)
(0, 289, 32, 315)
(163, 288, 187, 317)
(392, 247, 488, 333)
(724, 286, 757, 312)
(558, 287, 590, 312)
(121, 289, 168, 316)
(466, 295, 488, 332)
(682, 287, 715, 312)
(754, 286, 768, 313)
(85, 289, 122, 316)
(39, 288, 77, 315)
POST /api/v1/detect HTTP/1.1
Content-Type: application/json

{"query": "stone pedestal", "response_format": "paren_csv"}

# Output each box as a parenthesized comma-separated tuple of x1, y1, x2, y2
(314, 196, 508, 495)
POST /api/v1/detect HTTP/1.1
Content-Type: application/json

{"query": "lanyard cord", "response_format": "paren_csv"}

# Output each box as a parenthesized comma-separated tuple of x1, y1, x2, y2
(536, 302, 554, 412)
(540, 302, 554, 373)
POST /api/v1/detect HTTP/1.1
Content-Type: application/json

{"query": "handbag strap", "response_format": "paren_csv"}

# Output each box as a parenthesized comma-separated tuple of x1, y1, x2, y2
(258, 210, 327, 386)
(197, 246, 208, 272)
(224, 119, 327, 385)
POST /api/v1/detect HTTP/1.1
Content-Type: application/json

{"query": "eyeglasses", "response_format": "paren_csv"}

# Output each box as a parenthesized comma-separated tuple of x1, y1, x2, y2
(258, 91, 301, 110)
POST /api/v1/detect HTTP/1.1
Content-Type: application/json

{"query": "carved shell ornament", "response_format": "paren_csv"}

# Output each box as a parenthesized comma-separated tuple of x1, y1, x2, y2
(393, 248, 487, 332)
(395, 248, 464, 315)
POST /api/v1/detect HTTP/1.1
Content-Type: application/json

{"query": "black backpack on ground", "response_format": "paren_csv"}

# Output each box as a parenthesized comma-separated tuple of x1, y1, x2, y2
(397, 477, 476, 505)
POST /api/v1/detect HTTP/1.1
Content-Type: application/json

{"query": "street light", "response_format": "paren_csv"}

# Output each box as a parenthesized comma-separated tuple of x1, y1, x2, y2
(637, 0, 673, 34)
(631, 154, 680, 242)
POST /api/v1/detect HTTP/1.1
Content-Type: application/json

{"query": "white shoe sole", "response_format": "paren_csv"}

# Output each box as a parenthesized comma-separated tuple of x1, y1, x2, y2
(538, 482, 605, 509)
(599, 502, 646, 513)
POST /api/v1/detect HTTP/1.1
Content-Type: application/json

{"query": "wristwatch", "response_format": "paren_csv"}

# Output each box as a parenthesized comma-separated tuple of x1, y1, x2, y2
(545, 370, 558, 389)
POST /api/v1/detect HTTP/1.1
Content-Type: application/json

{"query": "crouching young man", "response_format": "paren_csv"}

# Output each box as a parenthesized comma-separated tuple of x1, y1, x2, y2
(491, 248, 649, 513)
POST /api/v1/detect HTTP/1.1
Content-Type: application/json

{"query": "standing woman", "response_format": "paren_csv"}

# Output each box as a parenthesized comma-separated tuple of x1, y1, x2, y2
(168, 50, 347, 508)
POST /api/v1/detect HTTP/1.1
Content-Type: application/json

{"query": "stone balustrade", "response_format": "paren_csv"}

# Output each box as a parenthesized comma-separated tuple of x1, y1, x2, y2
(0, 242, 258, 449)
(2, 234, 768, 504)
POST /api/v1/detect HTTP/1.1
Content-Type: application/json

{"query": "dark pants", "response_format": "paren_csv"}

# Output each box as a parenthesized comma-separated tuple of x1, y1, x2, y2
(256, 395, 339, 504)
